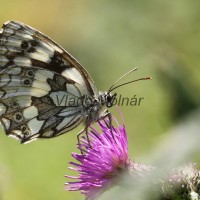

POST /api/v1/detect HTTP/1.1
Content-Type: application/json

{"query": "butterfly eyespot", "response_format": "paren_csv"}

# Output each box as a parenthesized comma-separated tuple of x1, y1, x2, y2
(14, 112, 23, 122)
(21, 41, 29, 49)
(26, 70, 34, 77)
(22, 78, 32, 86)
(23, 130, 30, 136)
(12, 101, 18, 107)
(21, 125, 27, 132)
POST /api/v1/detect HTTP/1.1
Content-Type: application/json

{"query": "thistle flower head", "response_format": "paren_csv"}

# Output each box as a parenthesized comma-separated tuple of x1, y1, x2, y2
(65, 117, 130, 199)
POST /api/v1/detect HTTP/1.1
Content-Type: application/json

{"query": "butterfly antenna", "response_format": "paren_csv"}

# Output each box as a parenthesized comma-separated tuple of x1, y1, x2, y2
(109, 77, 152, 93)
(108, 67, 138, 92)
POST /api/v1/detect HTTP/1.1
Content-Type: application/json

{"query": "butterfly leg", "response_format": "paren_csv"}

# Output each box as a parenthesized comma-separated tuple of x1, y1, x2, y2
(98, 110, 116, 142)
(77, 118, 91, 154)
(77, 128, 85, 154)
(77, 111, 114, 154)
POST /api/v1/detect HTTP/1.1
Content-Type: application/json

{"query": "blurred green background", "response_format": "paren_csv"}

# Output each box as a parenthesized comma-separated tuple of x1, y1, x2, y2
(0, 0, 200, 199)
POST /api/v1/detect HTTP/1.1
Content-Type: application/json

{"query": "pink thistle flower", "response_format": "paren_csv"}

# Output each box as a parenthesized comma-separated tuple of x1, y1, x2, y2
(65, 117, 152, 200)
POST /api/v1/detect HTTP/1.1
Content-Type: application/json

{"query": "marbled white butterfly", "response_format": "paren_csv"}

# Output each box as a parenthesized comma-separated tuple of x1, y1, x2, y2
(0, 21, 150, 144)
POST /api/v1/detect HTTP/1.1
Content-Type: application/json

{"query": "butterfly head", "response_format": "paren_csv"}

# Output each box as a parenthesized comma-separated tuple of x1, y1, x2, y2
(97, 91, 116, 108)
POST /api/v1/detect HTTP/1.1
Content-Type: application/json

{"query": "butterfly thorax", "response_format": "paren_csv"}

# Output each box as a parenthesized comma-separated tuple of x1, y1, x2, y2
(82, 92, 116, 125)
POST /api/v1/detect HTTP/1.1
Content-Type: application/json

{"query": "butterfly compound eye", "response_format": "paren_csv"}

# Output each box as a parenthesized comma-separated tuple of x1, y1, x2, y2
(106, 93, 117, 108)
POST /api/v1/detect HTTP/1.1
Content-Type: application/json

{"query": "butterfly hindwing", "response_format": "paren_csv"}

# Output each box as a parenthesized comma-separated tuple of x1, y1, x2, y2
(0, 65, 84, 143)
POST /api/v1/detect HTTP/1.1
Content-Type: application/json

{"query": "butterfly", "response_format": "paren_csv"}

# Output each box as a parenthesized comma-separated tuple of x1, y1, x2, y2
(0, 21, 150, 144)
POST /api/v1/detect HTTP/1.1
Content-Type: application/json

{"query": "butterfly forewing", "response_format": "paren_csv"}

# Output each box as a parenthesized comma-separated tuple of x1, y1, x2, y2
(0, 21, 99, 143)
(0, 21, 98, 96)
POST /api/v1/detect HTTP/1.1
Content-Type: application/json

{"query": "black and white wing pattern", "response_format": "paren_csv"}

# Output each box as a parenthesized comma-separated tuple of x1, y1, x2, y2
(0, 21, 99, 143)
